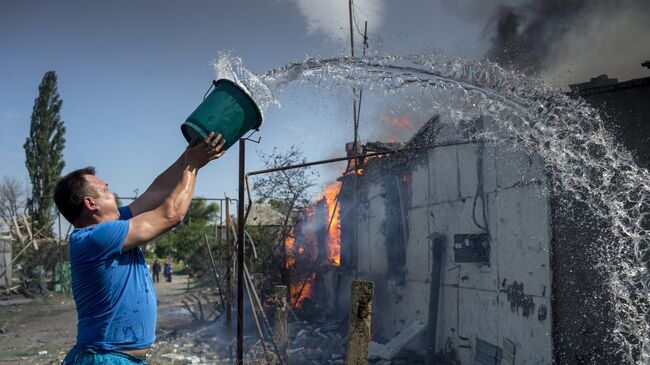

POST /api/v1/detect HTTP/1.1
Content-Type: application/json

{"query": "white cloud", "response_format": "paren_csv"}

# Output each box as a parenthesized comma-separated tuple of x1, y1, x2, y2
(288, 0, 384, 43)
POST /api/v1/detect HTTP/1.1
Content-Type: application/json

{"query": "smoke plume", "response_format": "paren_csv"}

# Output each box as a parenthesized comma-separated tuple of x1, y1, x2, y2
(286, 0, 384, 45)
(485, 0, 650, 85)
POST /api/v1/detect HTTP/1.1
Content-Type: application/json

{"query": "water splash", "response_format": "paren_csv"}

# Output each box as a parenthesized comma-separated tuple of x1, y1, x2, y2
(215, 53, 650, 363)
(211, 51, 279, 118)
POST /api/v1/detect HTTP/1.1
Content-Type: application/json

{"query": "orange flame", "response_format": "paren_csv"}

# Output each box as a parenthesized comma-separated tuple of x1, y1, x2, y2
(382, 115, 411, 129)
(286, 181, 343, 308)
(291, 273, 316, 307)
(321, 182, 342, 266)
(284, 231, 295, 268)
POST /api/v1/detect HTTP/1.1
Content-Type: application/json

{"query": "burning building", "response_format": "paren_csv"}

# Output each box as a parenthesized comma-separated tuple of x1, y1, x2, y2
(283, 68, 649, 364)
(286, 114, 561, 363)
(334, 117, 560, 364)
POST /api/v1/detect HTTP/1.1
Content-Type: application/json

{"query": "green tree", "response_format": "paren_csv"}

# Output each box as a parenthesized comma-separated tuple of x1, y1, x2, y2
(24, 71, 66, 236)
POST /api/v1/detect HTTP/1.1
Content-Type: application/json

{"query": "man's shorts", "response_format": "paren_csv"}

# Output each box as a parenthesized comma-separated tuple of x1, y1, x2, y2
(62, 346, 147, 365)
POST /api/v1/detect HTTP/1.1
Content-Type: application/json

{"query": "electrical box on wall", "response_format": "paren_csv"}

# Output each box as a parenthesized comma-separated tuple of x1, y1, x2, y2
(454, 233, 490, 264)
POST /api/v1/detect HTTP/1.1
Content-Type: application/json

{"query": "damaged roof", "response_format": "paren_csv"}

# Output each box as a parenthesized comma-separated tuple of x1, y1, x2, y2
(246, 203, 286, 226)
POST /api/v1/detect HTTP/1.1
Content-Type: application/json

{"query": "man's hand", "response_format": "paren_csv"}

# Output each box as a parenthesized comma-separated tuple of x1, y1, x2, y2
(184, 132, 226, 170)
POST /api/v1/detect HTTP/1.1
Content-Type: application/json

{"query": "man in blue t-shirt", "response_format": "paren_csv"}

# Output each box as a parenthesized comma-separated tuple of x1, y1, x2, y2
(54, 132, 225, 364)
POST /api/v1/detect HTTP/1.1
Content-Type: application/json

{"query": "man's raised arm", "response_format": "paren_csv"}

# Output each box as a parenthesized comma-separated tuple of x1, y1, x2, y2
(122, 133, 225, 252)
(128, 146, 194, 217)
(129, 133, 227, 216)
(128, 155, 185, 217)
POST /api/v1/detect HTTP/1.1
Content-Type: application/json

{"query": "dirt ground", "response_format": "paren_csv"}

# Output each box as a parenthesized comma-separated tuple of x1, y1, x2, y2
(0, 275, 197, 365)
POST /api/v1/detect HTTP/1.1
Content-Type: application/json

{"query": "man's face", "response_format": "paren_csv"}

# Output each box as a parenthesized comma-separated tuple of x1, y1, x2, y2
(83, 174, 119, 220)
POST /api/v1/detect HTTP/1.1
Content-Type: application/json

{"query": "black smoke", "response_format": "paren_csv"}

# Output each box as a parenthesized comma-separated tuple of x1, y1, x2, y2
(486, 0, 588, 73)
(485, 0, 650, 75)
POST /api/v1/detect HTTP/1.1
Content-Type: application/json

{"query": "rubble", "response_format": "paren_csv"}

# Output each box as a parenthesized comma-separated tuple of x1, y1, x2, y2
(278, 318, 348, 364)
(147, 291, 426, 364)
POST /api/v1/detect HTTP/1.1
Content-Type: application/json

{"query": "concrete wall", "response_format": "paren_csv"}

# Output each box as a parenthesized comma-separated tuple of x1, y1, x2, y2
(351, 142, 554, 364)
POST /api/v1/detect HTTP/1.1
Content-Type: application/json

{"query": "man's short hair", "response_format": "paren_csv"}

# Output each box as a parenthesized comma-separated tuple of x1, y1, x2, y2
(54, 167, 96, 224)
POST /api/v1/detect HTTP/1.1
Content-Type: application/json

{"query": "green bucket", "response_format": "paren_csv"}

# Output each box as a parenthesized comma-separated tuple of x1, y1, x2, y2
(181, 79, 263, 151)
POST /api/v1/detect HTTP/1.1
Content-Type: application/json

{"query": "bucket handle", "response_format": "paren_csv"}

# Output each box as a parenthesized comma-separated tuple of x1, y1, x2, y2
(202, 80, 218, 101)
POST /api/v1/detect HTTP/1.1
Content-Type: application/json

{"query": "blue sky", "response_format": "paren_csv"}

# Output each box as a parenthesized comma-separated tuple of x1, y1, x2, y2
(0, 0, 489, 202)
(1, 0, 647, 203)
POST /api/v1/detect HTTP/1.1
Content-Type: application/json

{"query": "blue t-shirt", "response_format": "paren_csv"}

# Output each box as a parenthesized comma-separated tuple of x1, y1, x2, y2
(69, 206, 156, 350)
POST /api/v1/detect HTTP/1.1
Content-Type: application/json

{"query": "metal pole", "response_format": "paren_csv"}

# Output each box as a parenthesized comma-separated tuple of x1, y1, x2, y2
(225, 197, 233, 355)
(237, 139, 246, 365)
(217, 200, 223, 247)
(349, 0, 359, 147)
(217, 199, 223, 285)
(58, 211, 63, 291)
(244, 263, 287, 365)
(246, 141, 477, 177)
(203, 234, 226, 312)
(243, 271, 273, 365)
(116, 197, 236, 202)
(348, 0, 355, 58)
(248, 150, 395, 177)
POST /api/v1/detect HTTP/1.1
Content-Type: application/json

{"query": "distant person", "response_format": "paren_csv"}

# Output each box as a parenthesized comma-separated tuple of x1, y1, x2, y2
(152, 259, 161, 283)
(54, 132, 225, 364)
(163, 259, 173, 283)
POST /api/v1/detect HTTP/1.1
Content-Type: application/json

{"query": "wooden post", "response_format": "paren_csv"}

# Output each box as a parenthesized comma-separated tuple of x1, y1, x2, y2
(274, 285, 289, 363)
(345, 280, 374, 365)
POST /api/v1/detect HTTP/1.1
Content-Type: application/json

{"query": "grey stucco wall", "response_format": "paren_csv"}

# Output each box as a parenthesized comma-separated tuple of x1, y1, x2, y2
(352, 142, 554, 364)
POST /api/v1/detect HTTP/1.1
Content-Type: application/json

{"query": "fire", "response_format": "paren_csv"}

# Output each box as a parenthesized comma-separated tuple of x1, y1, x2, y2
(291, 273, 316, 307)
(284, 232, 295, 268)
(382, 115, 411, 129)
(285, 181, 343, 307)
(320, 182, 341, 266)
